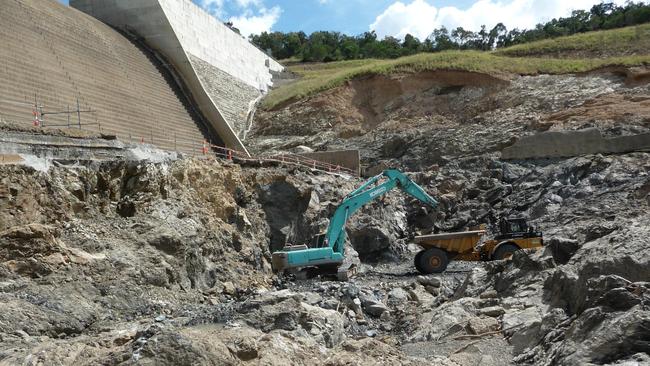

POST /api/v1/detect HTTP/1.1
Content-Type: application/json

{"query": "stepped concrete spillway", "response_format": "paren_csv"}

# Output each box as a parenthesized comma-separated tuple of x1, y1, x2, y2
(70, 0, 284, 155)
(0, 0, 220, 154)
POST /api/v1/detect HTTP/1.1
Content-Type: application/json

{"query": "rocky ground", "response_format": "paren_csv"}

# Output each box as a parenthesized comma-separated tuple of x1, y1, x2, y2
(1, 70, 649, 365)
(250, 72, 650, 171)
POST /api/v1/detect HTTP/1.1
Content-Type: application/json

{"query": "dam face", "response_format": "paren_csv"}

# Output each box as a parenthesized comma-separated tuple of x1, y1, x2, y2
(0, 0, 282, 155)
(70, 0, 284, 154)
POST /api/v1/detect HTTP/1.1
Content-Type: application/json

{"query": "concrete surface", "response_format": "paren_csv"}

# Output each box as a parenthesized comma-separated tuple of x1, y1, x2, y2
(501, 128, 650, 159)
(0, 0, 216, 155)
(158, 0, 283, 91)
(0, 130, 181, 162)
(190, 55, 262, 140)
(1, 130, 129, 161)
(299, 150, 361, 175)
(71, 0, 284, 155)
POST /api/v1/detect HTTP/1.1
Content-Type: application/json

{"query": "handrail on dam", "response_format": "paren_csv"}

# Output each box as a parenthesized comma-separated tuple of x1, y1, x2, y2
(207, 143, 359, 177)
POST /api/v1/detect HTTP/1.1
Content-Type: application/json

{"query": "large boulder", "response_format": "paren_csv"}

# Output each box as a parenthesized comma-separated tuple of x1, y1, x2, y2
(544, 237, 580, 265)
(237, 290, 346, 348)
(502, 307, 543, 354)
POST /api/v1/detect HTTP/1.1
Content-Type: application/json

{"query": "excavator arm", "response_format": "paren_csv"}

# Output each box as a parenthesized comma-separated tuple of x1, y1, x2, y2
(271, 169, 438, 274)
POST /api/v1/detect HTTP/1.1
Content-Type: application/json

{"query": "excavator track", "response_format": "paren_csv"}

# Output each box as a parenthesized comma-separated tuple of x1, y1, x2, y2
(336, 263, 357, 281)
(284, 263, 358, 281)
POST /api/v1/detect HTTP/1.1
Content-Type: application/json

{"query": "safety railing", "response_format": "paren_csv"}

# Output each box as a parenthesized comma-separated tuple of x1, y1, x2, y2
(0, 97, 97, 129)
(206, 142, 358, 177)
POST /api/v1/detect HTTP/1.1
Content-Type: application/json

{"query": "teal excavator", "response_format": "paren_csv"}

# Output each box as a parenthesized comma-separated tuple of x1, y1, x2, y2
(272, 169, 438, 280)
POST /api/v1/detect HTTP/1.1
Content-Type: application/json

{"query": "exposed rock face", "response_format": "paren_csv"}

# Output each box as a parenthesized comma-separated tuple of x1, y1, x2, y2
(245, 71, 650, 365)
(2, 71, 650, 365)
(0, 158, 426, 365)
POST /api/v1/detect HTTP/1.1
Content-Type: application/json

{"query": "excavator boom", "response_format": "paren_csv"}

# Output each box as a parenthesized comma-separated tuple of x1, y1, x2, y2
(271, 169, 437, 276)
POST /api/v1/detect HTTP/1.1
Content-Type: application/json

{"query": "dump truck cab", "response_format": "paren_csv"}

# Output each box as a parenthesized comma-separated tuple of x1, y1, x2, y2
(482, 217, 544, 262)
(495, 217, 542, 240)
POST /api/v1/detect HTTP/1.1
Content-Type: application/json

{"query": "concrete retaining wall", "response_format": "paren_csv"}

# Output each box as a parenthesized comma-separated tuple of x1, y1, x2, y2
(71, 0, 283, 155)
(157, 0, 283, 91)
(501, 128, 650, 160)
(71, 0, 282, 90)
(300, 150, 361, 175)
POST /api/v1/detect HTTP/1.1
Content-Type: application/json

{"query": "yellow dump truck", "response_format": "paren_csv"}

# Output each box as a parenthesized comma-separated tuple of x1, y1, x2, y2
(413, 218, 544, 273)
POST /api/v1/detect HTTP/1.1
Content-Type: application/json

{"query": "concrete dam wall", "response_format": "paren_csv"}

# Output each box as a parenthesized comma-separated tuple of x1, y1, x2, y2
(70, 0, 284, 154)
(0, 0, 217, 154)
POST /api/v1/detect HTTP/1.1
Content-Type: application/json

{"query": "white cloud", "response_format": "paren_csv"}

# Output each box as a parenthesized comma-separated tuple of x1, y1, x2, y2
(370, 0, 438, 40)
(229, 6, 282, 37)
(199, 0, 226, 18)
(196, 0, 281, 37)
(234, 0, 262, 8)
(371, 0, 631, 40)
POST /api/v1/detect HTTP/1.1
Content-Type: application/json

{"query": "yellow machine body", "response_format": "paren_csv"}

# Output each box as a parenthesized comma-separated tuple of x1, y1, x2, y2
(414, 229, 544, 261)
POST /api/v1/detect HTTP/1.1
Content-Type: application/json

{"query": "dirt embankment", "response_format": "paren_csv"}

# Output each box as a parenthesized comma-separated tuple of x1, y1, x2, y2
(350, 71, 510, 130)
(548, 92, 650, 127)
(252, 70, 510, 140)
(249, 69, 650, 172)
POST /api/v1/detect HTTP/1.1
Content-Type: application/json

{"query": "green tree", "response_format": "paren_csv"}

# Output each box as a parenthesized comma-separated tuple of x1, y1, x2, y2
(247, 2, 650, 61)
(340, 36, 360, 59)
(430, 27, 456, 51)
(401, 34, 421, 55)
(377, 36, 402, 58)
(489, 23, 508, 49)
(451, 27, 477, 49)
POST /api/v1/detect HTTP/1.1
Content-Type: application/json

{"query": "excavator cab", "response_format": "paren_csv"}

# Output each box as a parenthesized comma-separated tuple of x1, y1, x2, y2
(310, 233, 328, 248)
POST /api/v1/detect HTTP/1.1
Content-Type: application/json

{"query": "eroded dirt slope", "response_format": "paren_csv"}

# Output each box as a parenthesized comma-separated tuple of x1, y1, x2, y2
(250, 70, 650, 172)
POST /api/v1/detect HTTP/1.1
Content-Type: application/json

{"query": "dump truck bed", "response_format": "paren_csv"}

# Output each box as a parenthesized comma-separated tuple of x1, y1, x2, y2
(415, 230, 486, 254)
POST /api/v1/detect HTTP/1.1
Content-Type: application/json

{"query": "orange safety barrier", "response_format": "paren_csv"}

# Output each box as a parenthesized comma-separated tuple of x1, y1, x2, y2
(32, 110, 39, 127)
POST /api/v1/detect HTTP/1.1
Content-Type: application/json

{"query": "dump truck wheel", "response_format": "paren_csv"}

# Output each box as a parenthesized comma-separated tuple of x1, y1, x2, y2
(414, 250, 426, 273)
(417, 248, 449, 274)
(492, 243, 520, 261)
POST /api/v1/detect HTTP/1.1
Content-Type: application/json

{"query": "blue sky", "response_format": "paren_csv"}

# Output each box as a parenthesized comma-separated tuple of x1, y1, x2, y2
(59, 0, 628, 39)
(59, 0, 470, 35)
(260, 0, 474, 35)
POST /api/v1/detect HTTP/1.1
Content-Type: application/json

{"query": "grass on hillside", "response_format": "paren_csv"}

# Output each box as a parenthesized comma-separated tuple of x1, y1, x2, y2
(495, 23, 650, 57)
(264, 51, 650, 110)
